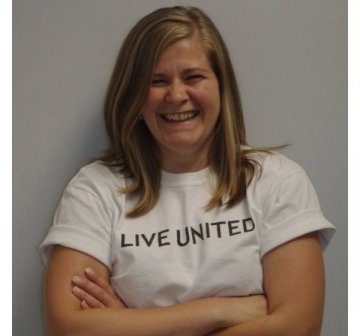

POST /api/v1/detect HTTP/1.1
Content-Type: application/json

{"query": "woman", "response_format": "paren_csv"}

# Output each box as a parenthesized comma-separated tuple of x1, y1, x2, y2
(40, 6, 335, 336)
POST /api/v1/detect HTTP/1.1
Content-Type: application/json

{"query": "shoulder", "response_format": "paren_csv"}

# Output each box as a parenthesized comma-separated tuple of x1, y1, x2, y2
(245, 150, 315, 208)
(248, 150, 305, 183)
(69, 161, 125, 190)
(62, 161, 127, 205)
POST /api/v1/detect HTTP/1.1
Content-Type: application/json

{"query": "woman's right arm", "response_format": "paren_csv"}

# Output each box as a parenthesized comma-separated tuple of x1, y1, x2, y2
(45, 246, 267, 336)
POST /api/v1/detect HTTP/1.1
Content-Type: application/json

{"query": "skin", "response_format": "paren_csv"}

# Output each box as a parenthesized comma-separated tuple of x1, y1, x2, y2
(45, 246, 268, 336)
(46, 233, 324, 336)
(44, 36, 326, 336)
(209, 233, 325, 336)
(142, 34, 221, 173)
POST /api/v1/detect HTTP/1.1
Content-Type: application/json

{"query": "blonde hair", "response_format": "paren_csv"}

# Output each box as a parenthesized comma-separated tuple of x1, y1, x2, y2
(101, 6, 266, 217)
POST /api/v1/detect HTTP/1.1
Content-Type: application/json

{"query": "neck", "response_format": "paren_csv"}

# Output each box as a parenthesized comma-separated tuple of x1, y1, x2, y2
(161, 150, 209, 173)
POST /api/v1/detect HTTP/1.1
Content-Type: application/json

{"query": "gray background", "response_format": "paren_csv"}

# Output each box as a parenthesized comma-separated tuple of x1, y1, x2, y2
(13, 0, 347, 335)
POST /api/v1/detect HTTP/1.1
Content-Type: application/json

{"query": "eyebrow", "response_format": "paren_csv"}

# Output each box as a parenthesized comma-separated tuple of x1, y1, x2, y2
(152, 67, 211, 77)
(183, 67, 211, 74)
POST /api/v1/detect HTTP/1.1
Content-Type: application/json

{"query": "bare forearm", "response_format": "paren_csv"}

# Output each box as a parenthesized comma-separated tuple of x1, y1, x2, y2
(48, 298, 225, 336)
(209, 313, 321, 336)
(46, 247, 267, 336)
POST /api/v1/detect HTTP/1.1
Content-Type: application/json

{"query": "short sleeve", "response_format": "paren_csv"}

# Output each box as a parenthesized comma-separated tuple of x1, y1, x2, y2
(39, 167, 115, 269)
(259, 164, 335, 258)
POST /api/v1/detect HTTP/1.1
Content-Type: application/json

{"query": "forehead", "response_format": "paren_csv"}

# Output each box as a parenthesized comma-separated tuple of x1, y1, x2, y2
(153, 36, 211, 71)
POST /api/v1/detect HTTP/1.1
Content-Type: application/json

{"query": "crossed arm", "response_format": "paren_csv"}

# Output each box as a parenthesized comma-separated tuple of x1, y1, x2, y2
(44, 233, 325, 336)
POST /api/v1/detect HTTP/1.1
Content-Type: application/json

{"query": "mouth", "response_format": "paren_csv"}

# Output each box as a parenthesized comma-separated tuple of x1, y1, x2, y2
(161, 110, 200, 122)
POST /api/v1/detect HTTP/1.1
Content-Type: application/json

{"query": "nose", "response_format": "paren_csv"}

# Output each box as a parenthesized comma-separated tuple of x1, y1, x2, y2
(165, 80, 188, 103)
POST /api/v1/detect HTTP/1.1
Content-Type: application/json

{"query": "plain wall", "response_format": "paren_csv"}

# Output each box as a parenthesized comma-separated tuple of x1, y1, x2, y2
(13, 0, 347, 335)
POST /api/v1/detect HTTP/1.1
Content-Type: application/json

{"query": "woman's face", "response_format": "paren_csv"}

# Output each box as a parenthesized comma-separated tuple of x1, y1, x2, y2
(142, 35, 221, 172)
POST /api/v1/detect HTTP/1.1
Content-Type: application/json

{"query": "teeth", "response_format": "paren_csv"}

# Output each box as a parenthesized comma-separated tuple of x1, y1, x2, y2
(162, 111, 198, 121)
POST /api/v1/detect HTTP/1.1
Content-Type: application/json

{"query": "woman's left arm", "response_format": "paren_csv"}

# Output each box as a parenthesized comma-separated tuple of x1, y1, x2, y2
(211, 232, 325, 336)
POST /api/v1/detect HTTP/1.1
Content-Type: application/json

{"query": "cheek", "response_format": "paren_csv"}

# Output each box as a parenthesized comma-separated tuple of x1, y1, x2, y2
(144, 89, 165, 115)
(197, 84, 220, 111)
(142, 91, 164, 133)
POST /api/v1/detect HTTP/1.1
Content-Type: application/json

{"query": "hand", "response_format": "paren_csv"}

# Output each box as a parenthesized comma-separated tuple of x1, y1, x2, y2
(71, 267, 126, 310)
(230, 294, 268, 323)
(204, 295, 268, 335)
(213, 294, 268, 326)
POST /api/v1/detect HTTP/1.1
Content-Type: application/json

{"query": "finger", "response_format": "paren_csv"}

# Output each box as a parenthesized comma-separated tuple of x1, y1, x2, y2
(81, 300, 90, 310)
(72, 286, 104, 308)
(72, 275, 118, 308)
(84, 267, 118, 299)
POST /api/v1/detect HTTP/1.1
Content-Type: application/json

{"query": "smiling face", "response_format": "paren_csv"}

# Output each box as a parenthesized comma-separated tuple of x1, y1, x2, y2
(142, 35, 221, 173)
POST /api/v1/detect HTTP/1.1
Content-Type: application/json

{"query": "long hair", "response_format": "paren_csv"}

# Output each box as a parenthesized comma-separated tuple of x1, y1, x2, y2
(100, 6, 266, 217)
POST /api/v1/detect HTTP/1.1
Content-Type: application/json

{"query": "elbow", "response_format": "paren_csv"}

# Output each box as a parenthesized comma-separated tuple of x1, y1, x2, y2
(300, 321, 323, 336)
(267, 308, 323, 336)
(45, 310, 86, 336)
(295, 312, 323, 336)
(46, 324, 85, 336)
(275, 313, 323, 336)
(46, 321, 75, 336)
(294, 326, 322, 336)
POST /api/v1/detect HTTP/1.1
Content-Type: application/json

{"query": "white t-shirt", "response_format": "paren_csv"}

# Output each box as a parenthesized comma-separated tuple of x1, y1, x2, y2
(40, 152, 335, 308)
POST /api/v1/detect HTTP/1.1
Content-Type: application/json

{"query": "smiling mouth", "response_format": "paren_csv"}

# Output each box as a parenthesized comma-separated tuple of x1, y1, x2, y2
(161, 111, 199, 122)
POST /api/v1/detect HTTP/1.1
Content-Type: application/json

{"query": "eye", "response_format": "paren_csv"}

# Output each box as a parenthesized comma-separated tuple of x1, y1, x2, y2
(185, 74, 204, 83)
(151, 78, 167, 86)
